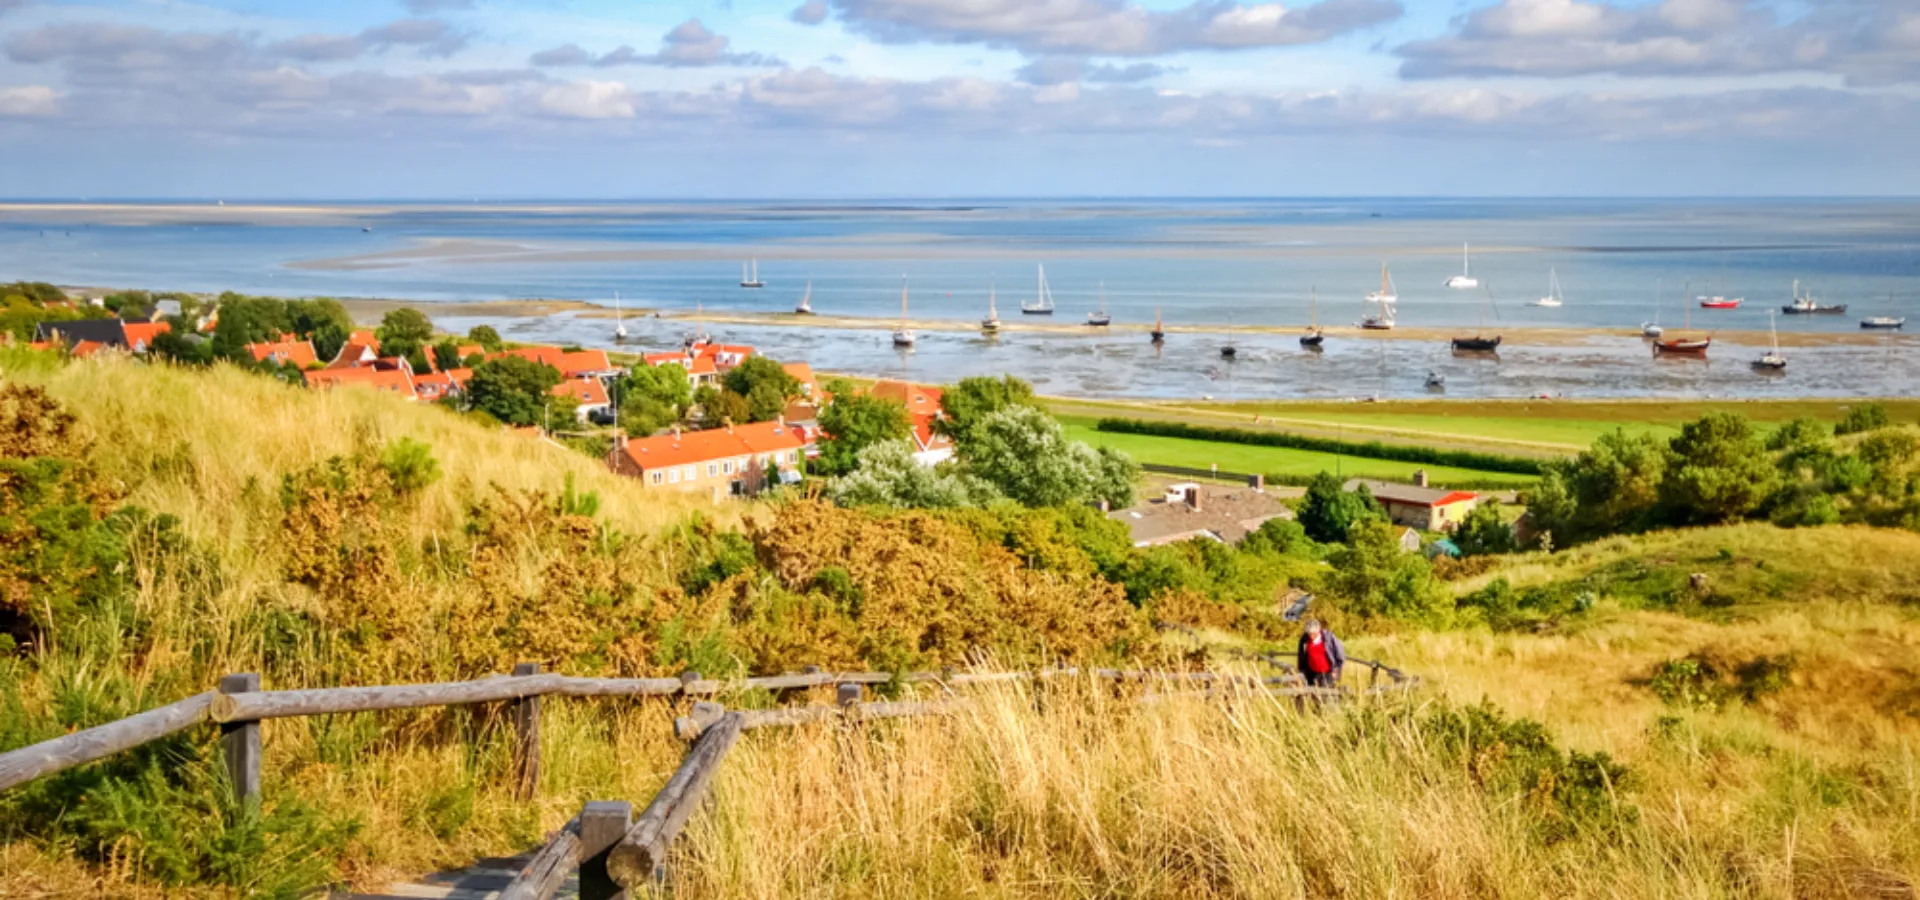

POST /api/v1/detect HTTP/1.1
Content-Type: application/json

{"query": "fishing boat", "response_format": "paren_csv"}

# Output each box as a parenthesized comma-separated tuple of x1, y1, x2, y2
(1361, 263, 1397, 330)
(1531, 268, 1565, 308)
(794, 281, 813, 315)
(1150, 307, 1165, 343)
(1781, 280, 1846, 315)
(1697, 289, 1741, 309)
(981, 284, 1001, 335)
(740, 259, 764, 289)
(1752, 309, 1786, 371)
(612, 290, 629, 341)
(1301, 287, 1324, 348)
(1022, 265, 1055, 315)
(1445, 243, 1478, 289)
(892, 279, 915, 347)
(1087, 282, 1111, 326)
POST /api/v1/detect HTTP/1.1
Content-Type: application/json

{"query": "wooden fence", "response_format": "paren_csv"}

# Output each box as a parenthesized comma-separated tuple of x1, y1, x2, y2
(0, 660, 1417, 899)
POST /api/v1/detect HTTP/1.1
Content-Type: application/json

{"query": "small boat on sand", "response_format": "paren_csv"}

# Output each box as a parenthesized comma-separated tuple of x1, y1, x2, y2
(1361, 263, 1397, 330)
(1752, 310, 1786, 371)
(1301, 287, 1324, 348)
(892, 279, 915, 347)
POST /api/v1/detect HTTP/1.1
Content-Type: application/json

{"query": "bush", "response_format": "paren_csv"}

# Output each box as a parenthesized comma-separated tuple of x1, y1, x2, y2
(1413, 699, 1632, 841)
(379, 437, 441, 494)
(1647, 653, 1795, 711)
(1835, 403, 1890, 436)
(1096, 418, 1544, 475)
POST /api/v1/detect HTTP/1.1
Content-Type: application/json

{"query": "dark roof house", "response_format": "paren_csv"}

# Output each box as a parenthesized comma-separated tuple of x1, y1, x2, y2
(1108, 483, 1293, 548)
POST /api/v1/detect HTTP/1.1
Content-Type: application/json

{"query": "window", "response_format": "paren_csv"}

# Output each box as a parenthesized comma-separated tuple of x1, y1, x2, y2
(722, 460, 733, 474)
(708, 463, 718, 477)
(669, 469, 680, 484)
(650, 471, 663, 485)
(683, 466, 695, 481)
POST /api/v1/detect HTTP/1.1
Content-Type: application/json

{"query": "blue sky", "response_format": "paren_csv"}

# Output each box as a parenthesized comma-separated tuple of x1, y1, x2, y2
(0, 0, 1915, 197)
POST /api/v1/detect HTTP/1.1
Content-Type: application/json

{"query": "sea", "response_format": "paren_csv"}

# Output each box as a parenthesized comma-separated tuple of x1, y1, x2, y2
(4, 198, 1918, 401)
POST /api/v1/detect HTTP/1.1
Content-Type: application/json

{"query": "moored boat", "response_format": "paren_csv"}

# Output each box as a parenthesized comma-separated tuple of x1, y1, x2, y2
(1361, 263, 1397, 330)
(1087, 282, 1111, 326)
(892, 279, 915, 347)
(1445, 243, 1478, 289)
(1862, 317, 1906, 330)
(1022, 265, 1055, 315)
(1782, 280, 1845, 315)
(981, 283, 1001, 334)
(1150, 307, 1165, 343)
(1451, 335, 1501, 352)
(794, 281, 813, 315)
(1531, 268, 1565, 308)
(1301, 287, 1324, 347)
(1655, 337, 1711, 354)
(740, 258, 764, 289)
(1752, 310, 1786, 371)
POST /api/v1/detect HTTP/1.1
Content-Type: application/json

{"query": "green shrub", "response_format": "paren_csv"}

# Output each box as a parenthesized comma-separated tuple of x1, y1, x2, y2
(1648, 653, 1795, 711)
(379, 437, 441, 494)
(1412, 699, 1632, 841)
(1835, 403, 1890, 436)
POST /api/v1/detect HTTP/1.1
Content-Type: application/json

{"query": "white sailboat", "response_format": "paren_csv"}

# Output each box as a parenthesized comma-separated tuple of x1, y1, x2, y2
(1023, 265, 1055, 315)
(1445, 243, 1479, 289)
(740, 258, 764, 289)
(1531, 268, 1565, 308)
(1361, 263, 1397, 330)
(1087, 281, 1111, 326)
(612, 290, 629, 341)
(982, 283, 1001, 334)
(795, 280, 813, 315)
(1301, 286, 1324, 347)
(892, 279, 915, 347)
(1642, 278, 1665, 337)
(1753, 309, 1786, 371)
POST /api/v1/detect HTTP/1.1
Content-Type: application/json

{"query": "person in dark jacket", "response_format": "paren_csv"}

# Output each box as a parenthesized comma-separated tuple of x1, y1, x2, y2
(1296, 618, 1345, 688)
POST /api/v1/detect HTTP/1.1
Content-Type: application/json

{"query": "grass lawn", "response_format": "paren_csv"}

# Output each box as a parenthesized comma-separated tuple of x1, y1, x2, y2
(1060, 417, 1537, 487)
(1173, 397, 1920, 452)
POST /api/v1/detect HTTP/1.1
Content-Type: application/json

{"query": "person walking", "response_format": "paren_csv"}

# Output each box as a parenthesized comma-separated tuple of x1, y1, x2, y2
(1297, 618, 1345, 689)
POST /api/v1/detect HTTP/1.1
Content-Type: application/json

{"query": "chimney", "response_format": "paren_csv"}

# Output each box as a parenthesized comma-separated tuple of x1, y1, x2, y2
(1185, 487, 1202, 511)
(1249, 473, 1266, 491)
(1413, 469, 1429, 488)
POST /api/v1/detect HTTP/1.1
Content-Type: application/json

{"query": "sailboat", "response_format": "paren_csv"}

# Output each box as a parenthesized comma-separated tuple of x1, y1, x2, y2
(1221, 315, 1238, 359)
(612, 290, 629, 341)
(1655, 281, 1711, 355)
(1752, 309, 1786, 371)
(1642, 278, 1665, 338)
(1782, 279, 1846, 315)
(1445, 243, 1478, 289)
(794, 281, 813, 315)
(1022, 265, 1055, 315)
(1361, 263, 1397, 330)
(1451, 284, 1502, 352)
(892, 279, 915, 347)
(1301, 286, 1324, 348)
(740, 259, 765, 289)
(1087, 282, 1112, 326)
(982, 283, 1001, 335)
(1531, 268, 1565, 308)
(1150, 307, 1165, 343)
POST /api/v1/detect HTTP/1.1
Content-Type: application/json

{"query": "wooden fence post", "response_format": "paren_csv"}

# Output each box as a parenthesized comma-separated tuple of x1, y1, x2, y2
(218, 673, 261, 811)
(836, 682, 863, 716)
(511, 663, 541, 801)
(578, 800, 634, 900)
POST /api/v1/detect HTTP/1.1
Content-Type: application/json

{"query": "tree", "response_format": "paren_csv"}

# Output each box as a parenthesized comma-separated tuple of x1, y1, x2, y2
(431, 340, 464, 372)
(377, 308, 435, 361)
(1836, 403, 1891, 437)
(208, 294, 293, 360)
(815, 381, 912, 476)
(745, 383, 789, 423)
(468, 325, 504, 351)
(1295, 472, 1383, 544)
(1660, 412, 1778, 525)
(693, 386, 751, 430)
(722, 356, 799, 405)
(1528, 429, 1668, 545)
(288, 298, 351, 341)
(962, 406, 1138, 509)
(620, 363, 693, 412)
(939, 375, 1038, 448)
(830, 440, 1002, 509)
(1454, 500, 1516, 556)
(464, 356, 563, 427)
(310, 322, 350, 363)
(1326, 520, 1452, 625)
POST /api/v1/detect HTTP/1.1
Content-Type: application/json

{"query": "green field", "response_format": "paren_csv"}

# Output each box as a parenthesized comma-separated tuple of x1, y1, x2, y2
(1060, 417, 1537, 487)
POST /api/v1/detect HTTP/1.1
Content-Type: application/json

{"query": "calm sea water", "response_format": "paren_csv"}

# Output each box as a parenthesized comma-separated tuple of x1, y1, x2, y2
(4, 198, 1918, 399)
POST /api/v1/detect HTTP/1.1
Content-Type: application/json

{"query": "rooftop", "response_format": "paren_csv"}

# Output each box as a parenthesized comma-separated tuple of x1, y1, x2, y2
(616, 420, 807, 471)
(1343, 479, 1477, 508)
(1108, 484, 1292, 547)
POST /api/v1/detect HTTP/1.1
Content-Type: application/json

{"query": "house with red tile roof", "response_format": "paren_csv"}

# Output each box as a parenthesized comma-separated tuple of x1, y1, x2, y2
(121, 321, 171, 353)
(248, 338, 318, 368)
(781, 362, 817, 399)
(869, 380, 955, 466)
(304, 366, 417, 396)
(643, 350, 719, 389)
(487, 346, 623, 381)
(348, 330, 379, 351)
(551, 377, 612, 423)
(1343, 473, 1480, 533)
(412, 368, 471, 402)
(328, 341, 380, 369)
(70, 340, 108, 359)
(609, 420, 806, 500)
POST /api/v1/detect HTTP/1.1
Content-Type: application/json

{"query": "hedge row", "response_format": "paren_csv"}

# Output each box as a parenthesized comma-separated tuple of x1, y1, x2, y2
(1096, 417, 1545, 476)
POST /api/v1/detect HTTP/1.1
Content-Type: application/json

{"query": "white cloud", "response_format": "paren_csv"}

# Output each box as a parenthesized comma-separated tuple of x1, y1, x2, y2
(529, 18, 783, 68)
(828, 0, 1402, 56)
(537, 79, 636, 118)
(791, 0, 830, 26)
(0, 85, 59, 116)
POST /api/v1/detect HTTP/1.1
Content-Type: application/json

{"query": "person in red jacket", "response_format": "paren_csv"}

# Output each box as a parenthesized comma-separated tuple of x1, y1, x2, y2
(1296, 618, 1345, 689)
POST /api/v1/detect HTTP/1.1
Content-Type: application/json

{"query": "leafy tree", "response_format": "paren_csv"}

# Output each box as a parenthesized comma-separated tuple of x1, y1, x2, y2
(1527, 429, 1668, 544)
(722, 356, 799, 404)
(1454, 500, 1516, 556)
(1241, 517, 1315, 559)
(464, 356, 563, 427)
(1326, 519, 1452, 625)
(693, 386, 752, 430)
(939, 375, 1038, 448)
(745, 383, 789, 423)
(830, 440, 1002, 509)
(431, 340, 464, 372)
(310, 322, 350, 363)
(376, 308, 435, 361)
(1660, 413, 1778, 525)
(287, 298, 351, 340)
(1295, 472, 1383, 544)
(379, 438, 441, 494)
(208, 294, 294, 360)
(619, 363, 693, 411)
(962, 406, 1136, 509)
(1835, 403, 1891, 436)
(468, 325, 504, 351)
(815, 381, 913, 477)
(149, 322, 213, 366)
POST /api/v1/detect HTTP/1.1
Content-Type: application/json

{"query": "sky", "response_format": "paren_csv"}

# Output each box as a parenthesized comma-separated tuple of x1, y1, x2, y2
(0, 0, 1916, 198)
